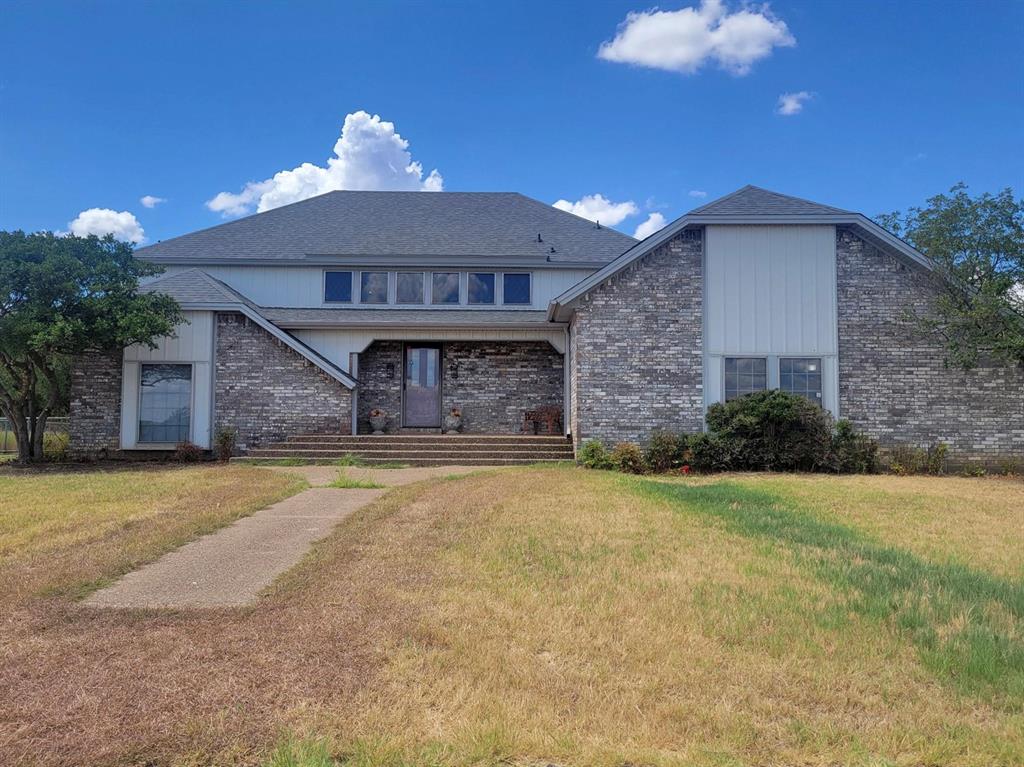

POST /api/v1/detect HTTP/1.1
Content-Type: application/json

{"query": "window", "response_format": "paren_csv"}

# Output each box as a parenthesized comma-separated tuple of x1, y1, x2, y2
(724, 357, 767, 401)
(468, 272, 495, 304)
(502, 273, 531, 305)
(360, 271, 389, 304)
(396, 272, 425, 304)
(324, 271, 352, 303)
(138, 364, 191, 444)
(431, 272, 460, 304)
(780, 357, 823, 404)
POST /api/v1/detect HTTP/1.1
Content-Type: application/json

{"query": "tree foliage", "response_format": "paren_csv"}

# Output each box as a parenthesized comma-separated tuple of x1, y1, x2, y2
(877, 183, 1024, 368)
(0, 231, 182, 461)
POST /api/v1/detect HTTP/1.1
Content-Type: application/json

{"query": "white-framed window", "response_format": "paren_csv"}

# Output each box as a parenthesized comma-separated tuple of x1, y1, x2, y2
(323, 270, 353, 303)
(780, 357, 823, 404)
(502, 272, 531, 305)
(468, 272, 496, 304)
(396, 272, 425, 304)
(138, 363, 192, 444)
(723, 357, 768, 401)
(431, 272, 460, 304)
(360, 271, 389, 304)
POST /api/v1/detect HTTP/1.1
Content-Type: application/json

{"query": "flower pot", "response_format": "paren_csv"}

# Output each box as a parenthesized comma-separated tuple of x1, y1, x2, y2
(443, 414, 463, 433)
(369, 415, 388, 434)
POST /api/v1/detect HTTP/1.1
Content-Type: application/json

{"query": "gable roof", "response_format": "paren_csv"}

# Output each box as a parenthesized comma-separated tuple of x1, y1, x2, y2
(136, 191, 637, 267)
(548, 185, 936, 321)
(141, 269, 357, 388)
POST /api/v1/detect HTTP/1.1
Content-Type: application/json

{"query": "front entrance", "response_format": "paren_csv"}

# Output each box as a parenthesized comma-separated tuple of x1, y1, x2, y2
(402, 344, 442, 427)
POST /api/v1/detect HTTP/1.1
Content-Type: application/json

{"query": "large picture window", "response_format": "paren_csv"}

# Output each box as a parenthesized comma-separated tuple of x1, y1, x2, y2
(780, 357, 823, 404)
(724, 357, 767, 401)
(502, 273, 531, 305)
(360, 271, 389, 304)
(431, 272, 460, 304)
(468, 272, 495, 304)
(324, 271, 352, 303)
(139, 364, 192, 444)
(396, 272, 425, 304)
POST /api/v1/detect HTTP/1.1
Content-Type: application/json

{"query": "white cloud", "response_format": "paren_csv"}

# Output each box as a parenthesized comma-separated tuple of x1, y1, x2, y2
(139, 195, 166, 208)
(552, 194, 638, 226)
(66, 208, 145, 244)
(598, 0, 795, 76)
(775, 90, 812, 116)
(688, 189, 708, 198)
(634, 212, 667, 239)
(207, 110, 443, 217)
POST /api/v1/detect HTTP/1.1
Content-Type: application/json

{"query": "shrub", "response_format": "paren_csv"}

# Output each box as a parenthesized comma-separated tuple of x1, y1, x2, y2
(42, 431, 69, 462)
(173, 441, 204, 462)
(889, 442, 948, 475)
(644, 431, 689, 473)
(686, 433, 737, 473)
(577, 439, 613, 470)
(706, 390, 833, 471)
(214, 427, 237, 462)
(828, 419, 878, 474)
(610, 442, 646, 474)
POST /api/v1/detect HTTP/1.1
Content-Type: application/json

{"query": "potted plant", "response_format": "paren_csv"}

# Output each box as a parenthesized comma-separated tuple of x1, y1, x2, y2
(369, 408, 388, 435)
(443, 406, 463, 433)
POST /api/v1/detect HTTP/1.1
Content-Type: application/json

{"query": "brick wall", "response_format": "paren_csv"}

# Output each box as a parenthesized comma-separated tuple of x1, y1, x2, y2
(68, 352, 123, 456)
(569, 228, 704, 447)
(355, 341, 403, 433)
(836, 228, 1024, 464)
(214, 313, 352, 449)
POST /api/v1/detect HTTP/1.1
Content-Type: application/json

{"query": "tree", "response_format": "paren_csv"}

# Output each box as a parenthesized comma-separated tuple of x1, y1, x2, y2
(0, 232, 182, 462)
(877, 183, 1024, 369)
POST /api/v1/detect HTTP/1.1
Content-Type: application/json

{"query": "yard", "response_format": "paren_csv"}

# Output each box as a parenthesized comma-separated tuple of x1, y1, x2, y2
(1, 464, 1022, 766)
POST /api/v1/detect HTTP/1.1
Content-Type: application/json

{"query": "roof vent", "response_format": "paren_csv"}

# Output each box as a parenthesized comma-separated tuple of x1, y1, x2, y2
(537, 233, 543, 243)
(549, 246, 556, 254)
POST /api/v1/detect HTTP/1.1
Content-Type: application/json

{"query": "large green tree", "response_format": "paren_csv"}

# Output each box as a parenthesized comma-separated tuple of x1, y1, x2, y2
(878, 183, 1024, 369)
(0, 232, 181, 462)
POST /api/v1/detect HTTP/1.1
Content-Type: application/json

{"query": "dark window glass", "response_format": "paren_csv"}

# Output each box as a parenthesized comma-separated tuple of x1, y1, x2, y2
(139, 364, 191, 443)
(396, 272, 424, 304)
(780, 357, 823, 404)
(324, 271, 352, 303)
(360, 271, 389, 304)
(468, 273, 495, 304)
(724, 358, 767, 401)
(503, 273, 531, 305)
(431, 272, 460, 304)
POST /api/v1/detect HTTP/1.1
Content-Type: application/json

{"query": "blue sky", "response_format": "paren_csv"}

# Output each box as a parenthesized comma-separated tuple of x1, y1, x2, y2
(2, 0, 1022, 244)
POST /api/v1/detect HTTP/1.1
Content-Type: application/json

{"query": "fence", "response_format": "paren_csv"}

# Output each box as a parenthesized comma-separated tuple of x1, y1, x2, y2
(0, 417, 69, 453)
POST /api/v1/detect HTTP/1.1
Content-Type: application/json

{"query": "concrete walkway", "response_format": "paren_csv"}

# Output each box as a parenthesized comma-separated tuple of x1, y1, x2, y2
(85, 465, 491, 609)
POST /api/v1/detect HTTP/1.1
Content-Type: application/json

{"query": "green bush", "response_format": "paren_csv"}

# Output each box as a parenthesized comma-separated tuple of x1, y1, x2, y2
(686, 433, 738, 473)
(706, 390, 834, 471)
(577, 439, 613, 470)
(889, 442, 948, 475)
(214, 427, 237, 462)
(644, 430, 689, 473)
(610, 442, 646, 474)
(173, 441, 204, 462)
(43, 431, 69, 462)
(828, 419, 879, 474)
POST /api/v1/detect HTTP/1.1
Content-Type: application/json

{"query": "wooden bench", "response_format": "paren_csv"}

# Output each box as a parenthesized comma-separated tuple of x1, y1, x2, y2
(522, 405, 563, 435)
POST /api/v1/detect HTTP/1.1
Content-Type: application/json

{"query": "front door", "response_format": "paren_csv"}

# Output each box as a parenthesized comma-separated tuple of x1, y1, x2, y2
(402, 344, 441, 427)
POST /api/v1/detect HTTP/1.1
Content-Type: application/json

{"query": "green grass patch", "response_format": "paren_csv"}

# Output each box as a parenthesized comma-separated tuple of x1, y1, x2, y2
(329, 474, 385, 489)
(636, 477, 1024, 707)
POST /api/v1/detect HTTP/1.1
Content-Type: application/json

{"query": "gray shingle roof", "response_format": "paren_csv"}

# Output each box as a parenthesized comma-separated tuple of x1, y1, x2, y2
(689, 185, 851, 216)
(136, 191, 637, 265)
(139, 268, 252, 305)
(262, 307, 554, 327)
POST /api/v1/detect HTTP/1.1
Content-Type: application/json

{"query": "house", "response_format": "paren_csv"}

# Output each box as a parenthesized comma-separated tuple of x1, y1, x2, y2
(69, 186, 1023, 464)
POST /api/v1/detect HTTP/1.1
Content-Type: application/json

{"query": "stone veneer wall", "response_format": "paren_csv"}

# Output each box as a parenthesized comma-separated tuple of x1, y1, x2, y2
(68, 352, 123, 456)
(569, 228, 704, 447)
(356, 340, 564, 434)
(215, 313, 352, 449)
(836, 228, 1024, 464)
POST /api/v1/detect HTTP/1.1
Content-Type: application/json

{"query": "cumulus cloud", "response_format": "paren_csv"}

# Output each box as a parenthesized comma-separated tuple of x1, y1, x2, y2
(776, 90, 812, 116)
(66, 208, 145, 244)
(634, 212, 667, 239)
(598, 0, 795, 76)
(140, 195, 166, 208)
(207, 110, 443, 217)
(552, 194, 639, 227)
(688, 189, 708, 198)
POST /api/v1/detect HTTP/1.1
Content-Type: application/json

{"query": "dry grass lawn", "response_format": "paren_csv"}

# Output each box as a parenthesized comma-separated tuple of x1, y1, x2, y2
(1, 465, 1021, 766)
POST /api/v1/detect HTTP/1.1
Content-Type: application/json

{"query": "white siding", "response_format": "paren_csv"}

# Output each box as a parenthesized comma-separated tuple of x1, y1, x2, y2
(704, 225, 840, 414)
(121, 311, 214, 449)
(156, 265, 593, 310)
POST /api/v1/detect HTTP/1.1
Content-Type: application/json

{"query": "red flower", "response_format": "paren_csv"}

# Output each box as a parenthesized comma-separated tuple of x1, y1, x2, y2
(680, 465, 691, 475)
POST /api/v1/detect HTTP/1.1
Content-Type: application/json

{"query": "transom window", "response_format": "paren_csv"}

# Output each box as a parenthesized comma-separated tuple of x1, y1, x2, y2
(431, 272, 460, 304)
(360, 271, 389, 304)
(396, 272, 425, 304)
(324, 271, 352, 303)
(780, 357, 823, 403)
(468, 273, 495, 304)
(139, 364, 191, 444)
(724, 357, 767, 401)
(502, 273, 531, 305)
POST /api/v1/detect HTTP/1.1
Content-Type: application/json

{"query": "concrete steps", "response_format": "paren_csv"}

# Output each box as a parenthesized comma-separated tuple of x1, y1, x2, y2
(244, 433, 575, 466)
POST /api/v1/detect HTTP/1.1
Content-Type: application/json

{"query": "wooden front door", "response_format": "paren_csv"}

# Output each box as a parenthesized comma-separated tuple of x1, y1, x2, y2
(402, 344, 441, 427)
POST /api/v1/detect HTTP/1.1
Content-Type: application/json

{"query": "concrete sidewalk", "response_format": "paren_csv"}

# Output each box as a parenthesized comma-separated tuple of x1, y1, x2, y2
(85, 465, 491, 609)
